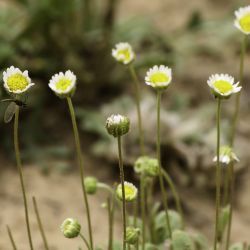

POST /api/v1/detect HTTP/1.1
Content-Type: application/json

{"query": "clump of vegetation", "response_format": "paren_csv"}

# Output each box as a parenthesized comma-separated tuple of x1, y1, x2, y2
(1, 3, 250, 250)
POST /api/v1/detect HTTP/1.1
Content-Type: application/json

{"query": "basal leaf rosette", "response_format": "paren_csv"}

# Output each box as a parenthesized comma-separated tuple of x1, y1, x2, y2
(49, 70, 76, 98)
(234, 6, 250, 34)
(207, 74, 241, 99)
(145, 65, 172, 90)
(3, 66, 34, 95)
(112, 42, 135, 65)
(116, 181, 138, 202)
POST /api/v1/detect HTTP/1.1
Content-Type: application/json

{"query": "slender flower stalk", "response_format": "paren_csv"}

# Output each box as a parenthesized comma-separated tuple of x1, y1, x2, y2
(6, 225, 17, 250)
(66, 97, 93, 249)
(129, 65, 145, 155)
(14, 106, 34, 250)
(107, 194, 115, 250)
(79, 233, 91, 250)
(161, 169, 184, 228)
(117, 136, 127, 250)
(140, 174, 146, 250)
(230, 35, 247, 146)
(225, 162, 235, 250)
(32, 197, 50, 250)
(213, 98, 222, 250)
(156, 91, 172, 239)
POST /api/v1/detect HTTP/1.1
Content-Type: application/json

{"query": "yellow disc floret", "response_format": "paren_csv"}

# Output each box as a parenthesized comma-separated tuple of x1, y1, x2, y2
(55, 78, 72, 91)
(213, 80, 233, 94)
(149, 72, 170, 84)
(239, 14, 250, 33)
(7, 73, 29, 92)
(117, 48, 131, 63)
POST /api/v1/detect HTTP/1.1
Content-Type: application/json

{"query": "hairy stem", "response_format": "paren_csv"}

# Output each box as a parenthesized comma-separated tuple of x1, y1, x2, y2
(117, 136, 127, 250)
(129, 65, 145, 155)
(6, 225, 17, 250)
(32, 197, 49, 250)
(67, 97, 93, 249)
(156, 91, 172, 239)
(140, 175, 146, 250)
(213, 98, 222, 250)
(14, 106, 34, 250)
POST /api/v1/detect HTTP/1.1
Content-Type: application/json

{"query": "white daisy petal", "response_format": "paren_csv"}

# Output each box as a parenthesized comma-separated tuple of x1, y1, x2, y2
(207, 73, 241, 99)
(112, 42, 135, 65)
(234, 6, 250, 34)
(2, 66, 34, 95)
(144, 65, 172, 90)
(213, 146, 240, 166)
(48, 70, 76, 98)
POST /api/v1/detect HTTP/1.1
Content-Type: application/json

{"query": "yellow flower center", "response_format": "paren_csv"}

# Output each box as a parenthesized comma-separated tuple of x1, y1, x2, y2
(124, 185, 136, 198)
(7, 73, 29, 92)
(149, 72, 169, 84)
(55, 78, 72, 91)
(213, 80, 233, 94)
(117, 48, 131, 62)
(239, 14, 250, 32)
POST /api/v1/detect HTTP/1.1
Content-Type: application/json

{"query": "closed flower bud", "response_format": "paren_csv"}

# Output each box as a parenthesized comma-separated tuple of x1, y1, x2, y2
(61, 218, 81, 238)
(84, 176, 98, 195)
(172, 230, 195, 250)
(126, 226, 140, 245)
(134, 156, 159, 177)
(116, 181, 138, 202)
(106, 114, 130, 137)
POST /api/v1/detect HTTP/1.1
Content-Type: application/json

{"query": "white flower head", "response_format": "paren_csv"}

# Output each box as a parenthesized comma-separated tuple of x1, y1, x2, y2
(3, 66, 34, 95)
(207, 74, 241, 99)
(234, 6, 250, 34)
(116, 181, 138, 202)
(49, 70, 76, 98)
(213, 146, 239, 165)
(145, 65, 172, 90)
(112, 42, 135, 65)
(106, 114, 130, 137)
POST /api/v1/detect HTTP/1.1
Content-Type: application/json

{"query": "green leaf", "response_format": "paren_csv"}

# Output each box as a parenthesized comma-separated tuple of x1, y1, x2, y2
(172, 230, 195, 250)
(229, 243, 244, 250)
(4, 102, 16, 123)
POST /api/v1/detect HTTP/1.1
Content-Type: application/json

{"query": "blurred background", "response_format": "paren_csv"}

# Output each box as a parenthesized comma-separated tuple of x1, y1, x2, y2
(1, 0, 250, 249)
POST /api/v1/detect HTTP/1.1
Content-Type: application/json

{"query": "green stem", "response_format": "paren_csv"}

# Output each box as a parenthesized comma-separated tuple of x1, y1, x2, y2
(32, 197, 49, 250)
(213, 98, 222, 250)
(79, 233, 91, 250)
(133, 197, 138, 227)
(225, 163, 234, 250)
(223, 167, 230, 206)
(230, 35, 247, 147)
(140, 175, 146, 250)
(161, 169, 185, 228)
(107, 195, 115, 250)
(129, 65, 145, 155)
(14, 106, 34, 250)
(156, 91, 172, 239)
(6, 225, 17, 250)
(66, 97, 93, 249)
(117, 136, 127, 250)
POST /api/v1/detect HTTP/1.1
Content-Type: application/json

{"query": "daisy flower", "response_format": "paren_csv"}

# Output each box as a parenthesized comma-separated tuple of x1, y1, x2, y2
(145, 65, 172, 90)
(49, 70, 76, 98)
(116, 181, 138, 202)
(3, 66, 34, 95)
(234, 6, 250, 34)
(207, 74, 241, 99)
(112, 42, 135, 65)
(213, 146, 239, 165)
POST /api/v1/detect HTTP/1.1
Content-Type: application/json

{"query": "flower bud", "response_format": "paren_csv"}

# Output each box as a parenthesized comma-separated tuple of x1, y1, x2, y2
(213, 146, 239, 166)
(61, 218, 81, 238)
(84, 176, 98, 195)
(116, 181, 138, 202)
(172, 230, 195, 250)
(134, 156, 159, 177)
(126, 226, 140, 245)
(106, 114, 130, 138)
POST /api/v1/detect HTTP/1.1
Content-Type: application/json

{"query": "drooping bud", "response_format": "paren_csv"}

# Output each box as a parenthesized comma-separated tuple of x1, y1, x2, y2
(84, 176, 98, 195)
(116, 181, 138, 202)
(213, 146, 239, 165)
(61, 218, 81, 238)
(134, 156, 159, 177)
(106, 114, 130, 137)
(126, 226, 140, 245)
